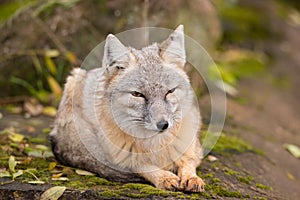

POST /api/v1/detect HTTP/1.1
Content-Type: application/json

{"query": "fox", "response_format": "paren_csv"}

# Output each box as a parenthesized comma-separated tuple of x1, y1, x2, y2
(49, 25, 205, 192)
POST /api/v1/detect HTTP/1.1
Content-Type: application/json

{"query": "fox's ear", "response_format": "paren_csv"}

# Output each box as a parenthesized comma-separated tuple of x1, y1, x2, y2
(102, 34, 129, 70)
(159, 25, 186, 67)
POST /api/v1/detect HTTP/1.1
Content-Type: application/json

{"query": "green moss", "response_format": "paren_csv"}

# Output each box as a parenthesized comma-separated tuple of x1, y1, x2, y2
(199, 191, 212, 199)
(98, 190, 120, 198)
(120, 183, 170, 198)
(212, 133, 262, 155)
(256, 183, 272, 190)
(213, 185, 247, 198)
(237, 175, 253, 184)
(223, 167, 239, 176)
(122, 183, 150, 190)
(212, 178, 220, 184)
(203, 173, 214, 178)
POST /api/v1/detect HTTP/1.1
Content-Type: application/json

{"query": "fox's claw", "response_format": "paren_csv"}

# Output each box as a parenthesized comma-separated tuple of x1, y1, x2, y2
(180, 176, 205, 192)
(156, 172, 180, 191)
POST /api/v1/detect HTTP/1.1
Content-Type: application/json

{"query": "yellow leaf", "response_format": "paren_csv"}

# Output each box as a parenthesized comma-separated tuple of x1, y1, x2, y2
(284, 143, 300, 158)
(45, 49, 60, 58)
(65, 51, 77, 64)
(47, 76, 62, 96)
(52, 173, 63, 179)
(48, 162, 57, 171)
(45, 56, 57, 75)
(8, 132, 24, 143)
(43, 106, 57, 117)
(8, 156, 16, 173)
(286, 172, 295, 180)
(40, 186, 66, 200)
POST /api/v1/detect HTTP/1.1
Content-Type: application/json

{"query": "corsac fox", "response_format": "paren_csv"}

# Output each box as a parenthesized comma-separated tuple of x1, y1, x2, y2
(49, 25, 205, 192)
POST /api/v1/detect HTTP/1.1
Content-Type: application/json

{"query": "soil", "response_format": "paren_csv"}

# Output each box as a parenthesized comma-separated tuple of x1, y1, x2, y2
(1, 0, 300, 199)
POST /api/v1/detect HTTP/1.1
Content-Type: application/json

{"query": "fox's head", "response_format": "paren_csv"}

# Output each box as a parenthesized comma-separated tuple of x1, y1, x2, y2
(102, 25, 196, 138)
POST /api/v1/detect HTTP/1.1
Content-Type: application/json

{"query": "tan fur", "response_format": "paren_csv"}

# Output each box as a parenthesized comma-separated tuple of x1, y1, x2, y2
(49, 25, 205, 192)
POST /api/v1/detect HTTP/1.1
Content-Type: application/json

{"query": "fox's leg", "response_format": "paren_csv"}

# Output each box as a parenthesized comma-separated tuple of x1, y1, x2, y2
(137, 166, 180, 191)
(176, 158, 205, 192)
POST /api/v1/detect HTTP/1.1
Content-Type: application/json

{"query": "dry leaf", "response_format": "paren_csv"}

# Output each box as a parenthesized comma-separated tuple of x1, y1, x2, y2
(28, 180, 46, 184)
(51, 177, 69, 181)
(45, 49, 60, 58)
(75, 169, 96, 176)
(24, 99, 43, 116)
(40, 186, 66, 200)
(52, 173, 63, 179)
(284, 143, 300, 158)
(207, 155, 218, 162)
(286, 172, 295, 180)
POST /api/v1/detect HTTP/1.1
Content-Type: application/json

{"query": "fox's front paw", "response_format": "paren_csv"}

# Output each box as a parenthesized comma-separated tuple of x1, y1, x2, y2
(155, 171, 180, 191)
(180, 176, 205, 192)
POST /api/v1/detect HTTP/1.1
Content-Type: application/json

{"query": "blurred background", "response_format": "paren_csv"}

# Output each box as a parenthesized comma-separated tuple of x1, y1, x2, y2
(0, 0, 300, 199)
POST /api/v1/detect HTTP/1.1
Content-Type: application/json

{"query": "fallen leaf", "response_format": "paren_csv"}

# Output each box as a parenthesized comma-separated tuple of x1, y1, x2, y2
(45, 49, 60, 58)
(12, 170, 23, 179)
(24, 99, 43, 116)
(35, 144, 49, 151)
(284, 143, 300, 158)
(43, 106, 57, 117)
(286, 172, 295, 180)
(51, 177, 69, 181)
(0, 170, 11, 178)
(28, 180, 46, 184)
(8, 132, 25, 143)
(48, 162, 57, 171)
(24, 147, 54, 158)
(8, 156, 16, 173)
(52, 173, 63, 179)
(40, 186, 66, 200)
(75, 169, 96, 176)
(207, 155, 218, 162)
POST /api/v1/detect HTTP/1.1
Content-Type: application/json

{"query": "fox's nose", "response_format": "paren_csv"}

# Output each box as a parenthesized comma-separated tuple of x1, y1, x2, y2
(157, 120, 169, 131)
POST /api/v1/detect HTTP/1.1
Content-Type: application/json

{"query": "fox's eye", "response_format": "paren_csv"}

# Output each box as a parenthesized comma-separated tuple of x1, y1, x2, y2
(130, 91, 145, 98)
(166, 88, 176, 96)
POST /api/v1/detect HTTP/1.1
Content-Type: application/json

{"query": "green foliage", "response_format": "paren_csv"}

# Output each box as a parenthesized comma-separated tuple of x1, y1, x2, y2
(214, 0, 272, 43)
(0, 0, 37, 24)
(10, 49, 64, 105)
(210, 49, 267, 87)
